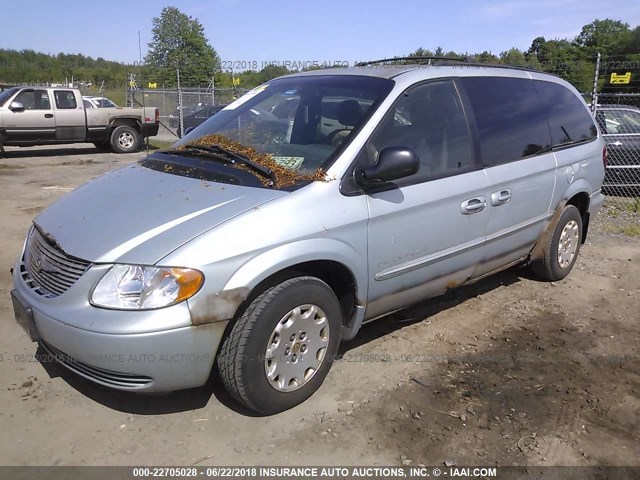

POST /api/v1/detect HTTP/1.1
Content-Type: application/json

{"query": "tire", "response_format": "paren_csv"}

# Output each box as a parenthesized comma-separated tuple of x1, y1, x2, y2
(217, 276, 342, 414)
(531, 205, 583, 281)
(110, 125, 140, 153)
(271, 132, 286, 144)
(93, 142, 111, 152)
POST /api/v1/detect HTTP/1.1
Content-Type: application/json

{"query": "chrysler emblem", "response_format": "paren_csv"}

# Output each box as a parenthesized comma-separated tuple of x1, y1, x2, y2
(33, 254, 59, 275)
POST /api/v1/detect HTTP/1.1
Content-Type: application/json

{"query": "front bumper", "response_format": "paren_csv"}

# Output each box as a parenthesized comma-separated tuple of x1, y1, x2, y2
(12, 265, 227, 393)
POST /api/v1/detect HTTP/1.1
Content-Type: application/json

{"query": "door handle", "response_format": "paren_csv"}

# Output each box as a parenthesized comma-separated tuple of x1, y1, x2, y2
(461, 196, 487, 215)
(609, 141, 623, 147)
(491, 189, 512, 206)
(44, 114, 54, 118)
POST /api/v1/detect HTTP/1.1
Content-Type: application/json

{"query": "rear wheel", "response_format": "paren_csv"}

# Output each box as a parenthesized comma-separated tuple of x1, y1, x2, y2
(217, 276, 342, 414)
(531, 205, 583, 281)
(110, 125, 140, 153)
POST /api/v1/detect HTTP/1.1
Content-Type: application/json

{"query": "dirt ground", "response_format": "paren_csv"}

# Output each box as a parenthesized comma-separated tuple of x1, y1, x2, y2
(0, 144, 638, 467)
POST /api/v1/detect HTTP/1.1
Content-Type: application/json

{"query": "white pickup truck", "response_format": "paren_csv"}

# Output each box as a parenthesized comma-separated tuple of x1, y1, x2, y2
(0, 86, 159, 153)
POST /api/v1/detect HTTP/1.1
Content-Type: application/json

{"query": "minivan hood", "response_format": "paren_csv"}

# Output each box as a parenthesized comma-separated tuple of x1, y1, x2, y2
(33, 163, 287, 264)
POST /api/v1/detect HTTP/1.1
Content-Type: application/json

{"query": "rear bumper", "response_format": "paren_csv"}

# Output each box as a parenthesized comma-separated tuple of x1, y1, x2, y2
(603, 165, 640, 189)
(141, 123, 160, 138)
(589, 190, 605, 216)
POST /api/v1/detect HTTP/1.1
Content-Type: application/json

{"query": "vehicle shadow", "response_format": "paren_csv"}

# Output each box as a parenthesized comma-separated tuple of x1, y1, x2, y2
(36, 349, 260, 416)
(0, 145, 155, 159)
(0, 147, 102, 158)
(338, 265, 528, 354)
(36, 264, 531, 416)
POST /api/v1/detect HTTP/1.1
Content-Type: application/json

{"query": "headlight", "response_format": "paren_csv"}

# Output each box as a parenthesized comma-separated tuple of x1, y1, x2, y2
(91, 265, 204, 310)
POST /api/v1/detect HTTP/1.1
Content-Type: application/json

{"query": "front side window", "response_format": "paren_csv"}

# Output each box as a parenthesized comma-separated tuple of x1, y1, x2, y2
(54, 90, 77, 109)
(597, 109, 640, 135)
(534, 80, 597, 145)
(14, 89, 51, 110)
(0, 87, 21, 107)
(461, 77, 552, 167)
(366, 80, 474, 181)
(176, 75, 394, 178)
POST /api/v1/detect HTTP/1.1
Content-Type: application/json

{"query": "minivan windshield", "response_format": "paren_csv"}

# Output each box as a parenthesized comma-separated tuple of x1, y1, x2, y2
(169, 75, 394, 187)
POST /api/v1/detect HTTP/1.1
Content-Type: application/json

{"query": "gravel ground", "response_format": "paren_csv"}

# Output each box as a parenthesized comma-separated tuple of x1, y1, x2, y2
(0, 144, 638, 466)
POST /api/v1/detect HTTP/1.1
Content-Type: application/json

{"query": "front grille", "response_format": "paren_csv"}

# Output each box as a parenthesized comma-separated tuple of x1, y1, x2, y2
(40, 341, 153, 389)
(20, 227, 91, 297)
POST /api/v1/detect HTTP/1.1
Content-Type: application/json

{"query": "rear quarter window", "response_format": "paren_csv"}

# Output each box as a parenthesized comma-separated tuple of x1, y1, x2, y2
(534, 80, 597, 146)
(54, 90, 77, 110)
(460, 77, 551, 167)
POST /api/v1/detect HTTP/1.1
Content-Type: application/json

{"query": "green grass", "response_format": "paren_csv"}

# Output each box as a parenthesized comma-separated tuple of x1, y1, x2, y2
(146, 139, 173, 150)
(599, 222, 640, 238)
(625, 198, 640, 213)
(622, 225, 640, 237)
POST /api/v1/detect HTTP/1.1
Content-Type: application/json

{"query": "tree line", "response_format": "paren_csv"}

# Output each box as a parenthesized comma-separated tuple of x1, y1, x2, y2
(1, 9, 638, 94)
(403, 19, 640, 93)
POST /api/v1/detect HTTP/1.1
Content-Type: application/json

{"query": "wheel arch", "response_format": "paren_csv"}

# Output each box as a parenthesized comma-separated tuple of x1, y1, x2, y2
(564, 189, 591, 244)
(216, 240, 367, 331)
(244, 259, 358, 327)
(109, 117, 141, 131)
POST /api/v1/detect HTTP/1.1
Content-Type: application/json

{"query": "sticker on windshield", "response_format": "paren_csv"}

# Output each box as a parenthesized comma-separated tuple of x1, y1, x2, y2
(223, 84, 269, 110)
(272, 156, 305, 170)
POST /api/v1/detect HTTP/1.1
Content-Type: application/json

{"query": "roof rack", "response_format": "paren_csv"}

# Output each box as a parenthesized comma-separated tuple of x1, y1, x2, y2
(355, 56, 541, 73)
(355, 56, 467, 67)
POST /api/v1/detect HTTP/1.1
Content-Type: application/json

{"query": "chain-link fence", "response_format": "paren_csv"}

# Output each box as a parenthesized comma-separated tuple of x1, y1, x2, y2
(595, 94, 640, 199)
(126, 70, 248, 141)
(593, 56, 640, 210)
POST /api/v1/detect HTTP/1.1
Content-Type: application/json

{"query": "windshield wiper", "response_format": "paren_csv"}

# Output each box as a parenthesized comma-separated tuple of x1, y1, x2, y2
(160, 144, 276, 185)
(176, 143, 276, 184)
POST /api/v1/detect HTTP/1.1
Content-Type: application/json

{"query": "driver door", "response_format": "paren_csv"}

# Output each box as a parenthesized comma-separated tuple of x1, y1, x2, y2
(3, 89, 55, 143)
(364, 80, 491, 319)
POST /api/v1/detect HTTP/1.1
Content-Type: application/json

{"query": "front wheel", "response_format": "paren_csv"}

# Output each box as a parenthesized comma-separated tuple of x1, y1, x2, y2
(531, 205, 583, 281)
(217, 277, 342, 414)
(110, 125, 140, 153)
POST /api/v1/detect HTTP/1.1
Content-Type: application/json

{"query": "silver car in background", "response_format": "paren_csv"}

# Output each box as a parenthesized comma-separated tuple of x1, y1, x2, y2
(11, 63, 605, 414)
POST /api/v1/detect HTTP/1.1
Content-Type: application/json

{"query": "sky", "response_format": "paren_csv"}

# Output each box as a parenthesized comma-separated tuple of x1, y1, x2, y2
(1, 0, 639, 68)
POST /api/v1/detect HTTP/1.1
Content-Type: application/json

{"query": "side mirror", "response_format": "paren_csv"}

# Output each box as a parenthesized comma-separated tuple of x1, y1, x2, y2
(184, 126, 195, 136)
(9, 101, 25, 112)
(355, 146, 419, 186)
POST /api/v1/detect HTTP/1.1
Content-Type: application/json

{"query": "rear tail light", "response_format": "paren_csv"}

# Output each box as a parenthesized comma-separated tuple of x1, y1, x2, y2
(155, 108, 160, 123)
(603, 145, 608, 168)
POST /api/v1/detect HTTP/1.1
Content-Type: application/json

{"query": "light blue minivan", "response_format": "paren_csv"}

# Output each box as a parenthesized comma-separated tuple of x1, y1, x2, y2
(12, 61, 605, 414)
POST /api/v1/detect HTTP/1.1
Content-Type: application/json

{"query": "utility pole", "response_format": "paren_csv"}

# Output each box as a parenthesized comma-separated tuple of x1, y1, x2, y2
(591, 52, 601, 113)
(177, 68, 184, 138)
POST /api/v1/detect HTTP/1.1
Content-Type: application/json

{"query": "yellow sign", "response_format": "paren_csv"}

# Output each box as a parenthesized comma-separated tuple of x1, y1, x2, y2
(147, 82, 157, 89)
(232, 77, 240, 86)
(610, 72, 632, 84)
